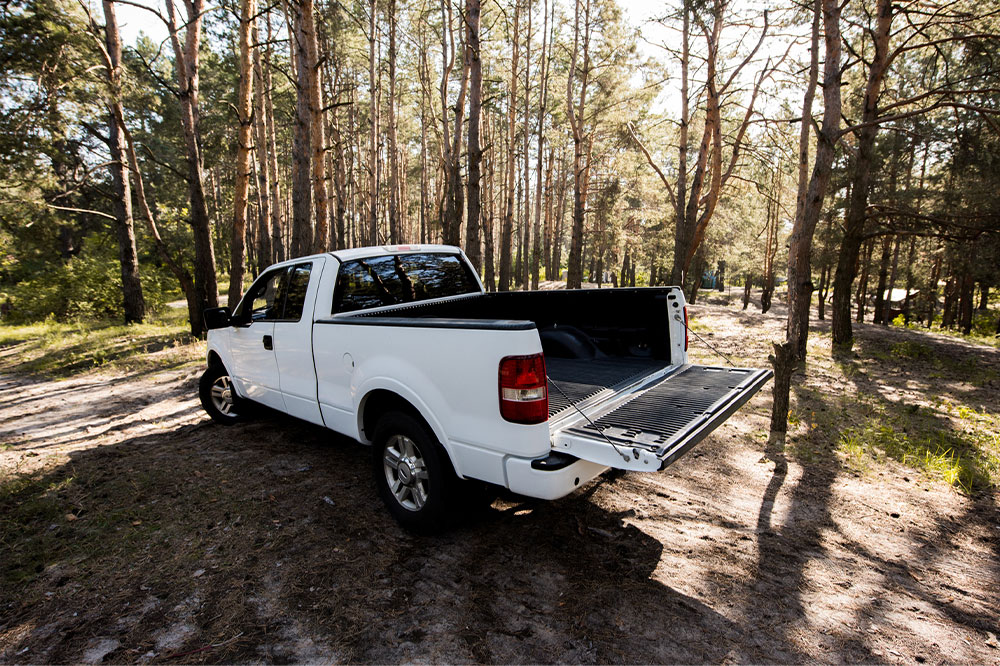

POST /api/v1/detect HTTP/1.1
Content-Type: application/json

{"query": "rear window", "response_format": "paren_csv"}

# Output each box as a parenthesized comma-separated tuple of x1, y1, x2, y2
(333, 253, 479, 313)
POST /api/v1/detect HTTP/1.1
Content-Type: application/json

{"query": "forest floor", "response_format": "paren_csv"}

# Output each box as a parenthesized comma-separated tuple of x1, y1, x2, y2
(1, 297, 999, 664)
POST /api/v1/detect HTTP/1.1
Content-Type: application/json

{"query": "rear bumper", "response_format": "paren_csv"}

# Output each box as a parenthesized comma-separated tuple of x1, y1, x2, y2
(505, 456, 608, 500)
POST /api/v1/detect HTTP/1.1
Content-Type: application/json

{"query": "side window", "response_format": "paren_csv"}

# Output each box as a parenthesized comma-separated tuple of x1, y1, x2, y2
(334, 260, 391, 313)
(239, 269, 288, 322)
(281, 263, 312, 321)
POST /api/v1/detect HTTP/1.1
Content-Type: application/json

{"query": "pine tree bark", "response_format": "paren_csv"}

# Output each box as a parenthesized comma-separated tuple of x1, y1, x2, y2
(498, 0, 520, 291)
(872, 235, 892, 326)
(264, 13, 285, 262)
(228, 0, 255, 309)
(165, 0, 218, 332)
(367, 0, 379, 245)
(769, 0, 842, 444)
(565, 0, 592, 290)
(831, 0, 893, 348)
(530, 0, 551, 290)
(252, 20, 272, 268)
(101, 0, 145, 324)
(856, 239, 875, 323)
(290, 0, 317, 257)
(465, 0, 483, 271)
(304, 0, 328, 253)
(785, 0, 832, 360)
(387, 0, 401, 244)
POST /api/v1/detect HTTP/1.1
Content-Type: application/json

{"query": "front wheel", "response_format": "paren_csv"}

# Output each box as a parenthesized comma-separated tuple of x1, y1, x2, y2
(372, 411, 458, 533)
(199, 363, 246, 424)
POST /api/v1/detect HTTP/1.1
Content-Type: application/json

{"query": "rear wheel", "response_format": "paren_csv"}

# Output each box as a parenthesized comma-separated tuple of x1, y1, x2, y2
(199, 363, 246, 424)
(372, 411, 457, 533)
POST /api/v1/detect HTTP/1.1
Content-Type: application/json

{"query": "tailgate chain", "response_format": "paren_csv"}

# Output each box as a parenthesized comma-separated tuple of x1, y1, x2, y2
(547, 376, 633, 463)
(674, 313, 737, 367)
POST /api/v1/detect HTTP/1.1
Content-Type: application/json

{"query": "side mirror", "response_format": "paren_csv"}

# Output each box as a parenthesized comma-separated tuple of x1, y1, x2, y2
(204, 306, 232, 330)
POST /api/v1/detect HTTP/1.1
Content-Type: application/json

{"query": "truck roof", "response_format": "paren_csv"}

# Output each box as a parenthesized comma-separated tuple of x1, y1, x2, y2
(330, 244, 462, 262)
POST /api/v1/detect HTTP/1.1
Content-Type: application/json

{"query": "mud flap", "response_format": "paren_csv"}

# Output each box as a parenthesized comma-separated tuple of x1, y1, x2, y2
(550, 365, 773, 472)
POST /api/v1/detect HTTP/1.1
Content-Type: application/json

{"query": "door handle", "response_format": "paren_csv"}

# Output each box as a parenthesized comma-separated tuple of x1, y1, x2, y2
(263, 335, 273, 350)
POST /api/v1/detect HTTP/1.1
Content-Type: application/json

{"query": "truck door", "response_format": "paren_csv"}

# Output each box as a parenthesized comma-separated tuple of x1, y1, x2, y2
(230, 268, 286, 411)
(272, 261, 325, 426)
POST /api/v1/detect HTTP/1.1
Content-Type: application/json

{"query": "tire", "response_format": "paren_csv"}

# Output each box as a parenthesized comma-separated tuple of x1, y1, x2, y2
(199, 363, 246, 425)
(372, 411, 459, 533)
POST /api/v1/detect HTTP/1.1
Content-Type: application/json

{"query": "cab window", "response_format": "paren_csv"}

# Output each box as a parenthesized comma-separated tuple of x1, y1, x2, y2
(333, 253, 479, 314)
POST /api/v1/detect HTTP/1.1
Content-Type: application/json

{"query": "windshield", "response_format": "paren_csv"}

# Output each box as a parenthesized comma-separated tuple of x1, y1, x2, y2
(333, 252, 480, 313)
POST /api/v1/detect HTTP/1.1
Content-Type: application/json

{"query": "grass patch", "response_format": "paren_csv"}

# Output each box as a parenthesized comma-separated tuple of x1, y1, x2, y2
(836, 401, 1000, 493)
(0, 308, 204, 378)
(892, 311, 1000, 349)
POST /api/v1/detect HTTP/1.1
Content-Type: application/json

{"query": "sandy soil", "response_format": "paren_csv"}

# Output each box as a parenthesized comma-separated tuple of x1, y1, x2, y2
(1, 304, 998, 664)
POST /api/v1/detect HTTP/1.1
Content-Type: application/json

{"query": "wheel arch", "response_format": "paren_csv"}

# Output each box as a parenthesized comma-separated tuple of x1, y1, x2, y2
(206, 350, 225, 368)
(358, 388, 460, 476)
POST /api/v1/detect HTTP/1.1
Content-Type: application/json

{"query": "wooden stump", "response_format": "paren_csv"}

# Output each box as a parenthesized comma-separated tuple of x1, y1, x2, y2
(768, 340, 796, 447)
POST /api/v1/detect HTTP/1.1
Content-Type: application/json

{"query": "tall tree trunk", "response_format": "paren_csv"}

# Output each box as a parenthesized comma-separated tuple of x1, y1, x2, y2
(902, 237, 916, 322)
(464, 0, 483, 271)
(519, 0, 532, 291)
(553, 146, 567, 278)
(530, 0, 551, 290)
(959, 268, 975, 335)
(769, 0, 842, 445)
(418, 43, 431, 246)
(101, 0, 145, 323)
(498, 0, 520, 291)
(942, 275, 958, 328)
(165, 0, 218, 334)
(118, 113, 198, 332)
(872, 235, 892, 326)
(785, 0, 830, 360)
(673, 1, 689, 286)
(252, 19, 272, 268)
(925, 248, 942, 326)
(387, 0, 401, 244)
(367, 0, 379, 245)
(855, 239, 875, 323)
(303, 0, 328, 253)
(565, 0, 592, 290)
(817, 264, 828, 320)
(228, 0, 255, 309)
(483, 112, 497, 291)
(542, 146, 555, 280)
(884, 235, 901, 324)
(290, 0, 316, 257)
(830, 0, 892, 348)
(264, 13, 285, 262)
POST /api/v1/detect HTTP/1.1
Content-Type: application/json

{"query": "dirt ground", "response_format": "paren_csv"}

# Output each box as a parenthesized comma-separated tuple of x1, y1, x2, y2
(1, 302, 999, 664)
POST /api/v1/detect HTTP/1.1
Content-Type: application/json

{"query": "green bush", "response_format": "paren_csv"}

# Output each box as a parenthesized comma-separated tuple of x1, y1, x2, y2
(4, 235, 173, 323)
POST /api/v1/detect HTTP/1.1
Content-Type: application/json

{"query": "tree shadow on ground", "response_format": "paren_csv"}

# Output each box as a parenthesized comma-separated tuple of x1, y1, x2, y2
(745, 374, 858, 660)
(1, 415, 758, 664)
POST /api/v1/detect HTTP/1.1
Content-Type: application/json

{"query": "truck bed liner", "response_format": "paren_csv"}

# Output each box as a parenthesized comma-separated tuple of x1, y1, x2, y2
(545, 357, 668, 418)
(566, 365, 766, 448)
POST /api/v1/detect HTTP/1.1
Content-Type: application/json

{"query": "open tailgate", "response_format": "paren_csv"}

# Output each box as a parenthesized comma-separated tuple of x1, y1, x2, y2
(551, 365, 772, 471)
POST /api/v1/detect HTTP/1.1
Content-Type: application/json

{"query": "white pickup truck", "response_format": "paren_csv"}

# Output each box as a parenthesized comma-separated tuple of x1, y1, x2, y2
(200, 244, 771, 531)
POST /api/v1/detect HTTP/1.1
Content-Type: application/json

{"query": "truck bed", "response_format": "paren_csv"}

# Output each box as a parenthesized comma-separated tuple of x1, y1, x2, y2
(545, 357, 669, 418)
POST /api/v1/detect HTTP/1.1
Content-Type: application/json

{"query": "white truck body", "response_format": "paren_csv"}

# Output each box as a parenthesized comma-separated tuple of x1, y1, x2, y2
(201, 245, 771, 527)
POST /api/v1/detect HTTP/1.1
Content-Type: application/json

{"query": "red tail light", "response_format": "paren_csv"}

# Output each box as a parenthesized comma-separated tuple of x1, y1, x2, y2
(683, 306, 689, 351)
(498, 354, 548, 424)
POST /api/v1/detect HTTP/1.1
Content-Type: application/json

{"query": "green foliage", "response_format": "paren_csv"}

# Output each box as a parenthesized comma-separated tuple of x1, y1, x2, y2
(4, 234, 174, 323)
(889, 340, 932, 360)
(836, 401, 1000, 494)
